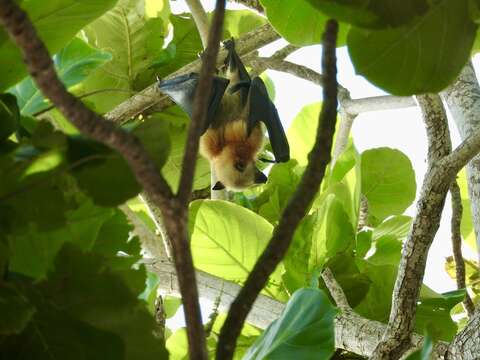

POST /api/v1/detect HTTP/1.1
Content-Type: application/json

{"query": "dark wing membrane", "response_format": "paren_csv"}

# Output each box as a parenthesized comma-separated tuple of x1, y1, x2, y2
(247, 77, 290, 163)
(158, 73, 229, 132)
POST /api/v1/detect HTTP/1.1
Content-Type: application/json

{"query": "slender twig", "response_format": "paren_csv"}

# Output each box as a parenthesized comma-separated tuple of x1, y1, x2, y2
(186, 0, 210, 48)
(322, 268, 350, 311)
(450, 181, 476, 316)
(177, 0, 226, 207)
(216, 19, 339, 360)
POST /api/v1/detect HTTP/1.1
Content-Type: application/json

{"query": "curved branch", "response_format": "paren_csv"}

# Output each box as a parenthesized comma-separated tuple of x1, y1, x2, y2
(450, 181, 476, 316)
(371, 94, 453, 359)
(216, 19, 339, 360)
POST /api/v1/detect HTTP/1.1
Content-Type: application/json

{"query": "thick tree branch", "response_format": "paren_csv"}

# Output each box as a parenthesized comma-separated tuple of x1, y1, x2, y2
(446, 307, 480, 359)
(215, 19, 339, 360)
(371, 94, 453, 359)
(450, 181, 476, 316)
(105, 23, 280, 123)
(442, 61, 480, 264)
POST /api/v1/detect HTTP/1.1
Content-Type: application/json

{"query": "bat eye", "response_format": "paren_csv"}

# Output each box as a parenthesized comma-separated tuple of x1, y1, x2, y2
(234, 162, 245, 172)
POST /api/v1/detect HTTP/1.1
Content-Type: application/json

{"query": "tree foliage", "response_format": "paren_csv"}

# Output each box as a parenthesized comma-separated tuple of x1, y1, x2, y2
(1, 0, 479, 359)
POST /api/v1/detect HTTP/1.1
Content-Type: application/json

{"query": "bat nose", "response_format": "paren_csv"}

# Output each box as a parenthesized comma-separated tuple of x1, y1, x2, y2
(234, 161, 246, 172)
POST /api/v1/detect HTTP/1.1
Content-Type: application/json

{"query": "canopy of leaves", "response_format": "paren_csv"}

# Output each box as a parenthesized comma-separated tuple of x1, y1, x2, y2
(1, 0, 478, 358)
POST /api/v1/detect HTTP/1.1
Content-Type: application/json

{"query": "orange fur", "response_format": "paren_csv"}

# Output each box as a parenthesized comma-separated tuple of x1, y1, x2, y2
(199, 119, 264, 190)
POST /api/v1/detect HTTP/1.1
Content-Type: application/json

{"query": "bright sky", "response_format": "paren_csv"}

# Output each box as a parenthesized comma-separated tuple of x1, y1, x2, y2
(166, 0, 479, 330)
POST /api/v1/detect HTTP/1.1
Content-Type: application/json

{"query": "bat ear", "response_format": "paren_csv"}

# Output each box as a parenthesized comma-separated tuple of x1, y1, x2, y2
(254, 168, 268, 184)
(212, 181, 226, 190)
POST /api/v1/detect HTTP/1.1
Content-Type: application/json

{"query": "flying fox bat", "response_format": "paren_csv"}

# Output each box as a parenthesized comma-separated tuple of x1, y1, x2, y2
(158, 39, 289, 191)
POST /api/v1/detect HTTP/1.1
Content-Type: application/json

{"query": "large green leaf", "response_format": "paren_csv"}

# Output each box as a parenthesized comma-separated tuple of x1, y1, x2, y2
(287, 102, 321, 166)
(256, 160, 301, 224)
(259, 0, 348, 46)
(223, 9, 267, 39)
(3, 242, 167, 359)
(162, 117, 211, 191)
(348, 0, 477, 95)
(415, 290, 464, 341)
(9, 38, 112, 116)
(0, 94, 20, 142)
(0, 131, 71, 233)
(8, 198, 115, 279)
(361, 148, 416, 222)
(189, 200, 285, 298)
(372, 215, 412, 242)
(0, 0, 117, 91)
(244, 288, 337, 359)
(305, 0, 429, 28)
(80, 0, 166, 113)
(309, 194, 355, 269)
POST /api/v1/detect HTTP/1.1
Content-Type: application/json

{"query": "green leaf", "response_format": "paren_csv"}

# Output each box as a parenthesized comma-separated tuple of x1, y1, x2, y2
(222, 9, 267, 38)
(259, 0, 348, 46)
(416, 290, 465, 341)
(287, 102, 321, 166)
(68, 137, 141, 206)
(283, 214, 316, 292)
(372, 215, 412, 241)
(445, 256, 480, 295)
(0, 283, 36, 335)
(9, 38, 112, 116)
(0, 93, 20, 142)
(367, 235, 402, 266)
(309, 194, 356, 269)
(305, 0, 429, 28)
(0, 0, 117, 91)
(189, 200, 285, 298)
(356, 229, 372, 258)
(36, 244, 168, 359)
(80, 0, 167, 112)
(8, 198, 115, 279)
(361, 148, 416, 221)
(458, 168, 477, 252)
(1, 301, 124, 360)
(162, 120, 211, 191)
(256, 160, 301, 224)
(348, 0, 477, 95)
(244, 288, 337, 359)
(67, 119, 169, 206)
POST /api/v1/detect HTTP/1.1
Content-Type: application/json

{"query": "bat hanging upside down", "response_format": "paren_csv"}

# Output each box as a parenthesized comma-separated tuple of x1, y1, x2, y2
(158, 39, 290, 191)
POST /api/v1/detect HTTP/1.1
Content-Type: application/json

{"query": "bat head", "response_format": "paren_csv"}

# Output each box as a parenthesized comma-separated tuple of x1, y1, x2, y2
(213, 144, 267, 191)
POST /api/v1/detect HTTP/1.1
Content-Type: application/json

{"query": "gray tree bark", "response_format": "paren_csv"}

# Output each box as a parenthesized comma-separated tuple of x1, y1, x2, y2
(442, 61, 480, 263)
